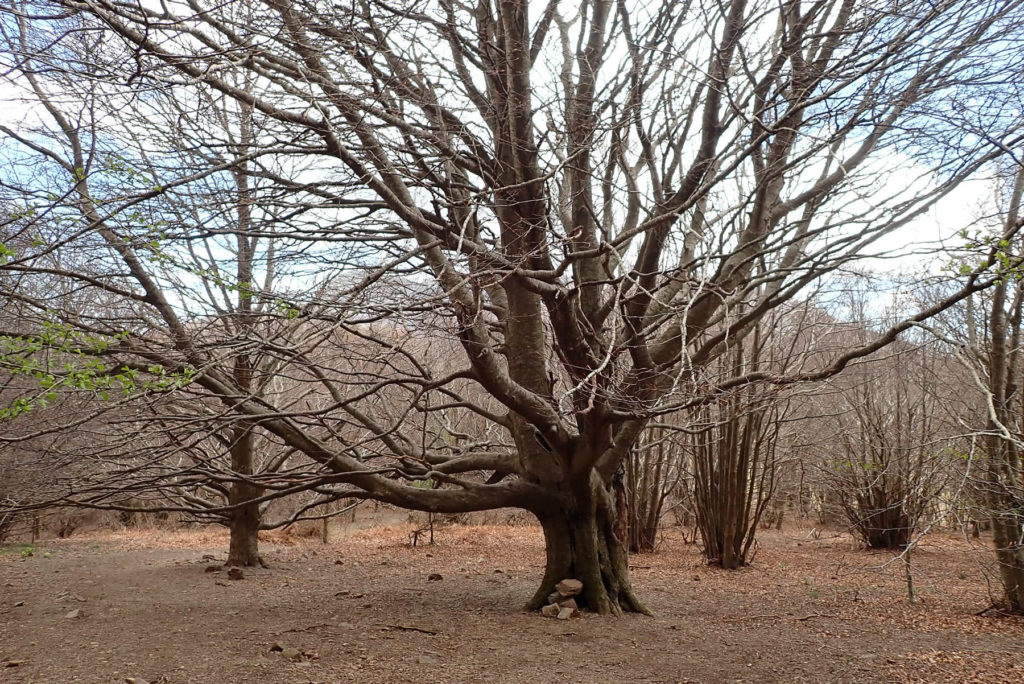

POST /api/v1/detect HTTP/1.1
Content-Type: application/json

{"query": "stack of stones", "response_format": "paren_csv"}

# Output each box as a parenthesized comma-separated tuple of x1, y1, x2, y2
(540, 578, 582, 619)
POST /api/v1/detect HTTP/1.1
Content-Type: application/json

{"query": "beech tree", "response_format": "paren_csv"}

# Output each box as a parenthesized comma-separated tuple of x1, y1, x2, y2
(944, 166, 1024, 612)
(3, 0, 1024, 614)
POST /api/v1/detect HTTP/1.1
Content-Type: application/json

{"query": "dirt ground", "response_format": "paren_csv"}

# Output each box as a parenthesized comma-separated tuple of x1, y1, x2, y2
(1, 521, 1022, 684)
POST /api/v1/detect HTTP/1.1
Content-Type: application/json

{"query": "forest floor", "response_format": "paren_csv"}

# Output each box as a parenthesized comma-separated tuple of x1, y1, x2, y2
(1, 520, 1022, 684)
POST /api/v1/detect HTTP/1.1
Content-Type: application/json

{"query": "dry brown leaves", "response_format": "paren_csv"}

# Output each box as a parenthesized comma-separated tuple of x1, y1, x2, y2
(889, 649, 1024, 684)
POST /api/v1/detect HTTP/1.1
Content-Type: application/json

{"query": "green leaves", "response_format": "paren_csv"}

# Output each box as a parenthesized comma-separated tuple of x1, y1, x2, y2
(949, 230, 1022, 281)
(0, 326, 195, 421)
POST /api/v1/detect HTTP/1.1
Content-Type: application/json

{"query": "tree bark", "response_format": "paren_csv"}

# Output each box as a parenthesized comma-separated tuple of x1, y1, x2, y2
(227, 490, 263, 567)
(982, 242, 1024, 611)
(986, 426, 1024, 612)
(226, 424, 265, 567)
(527, 479, 650, 615)
(991, 507, 1024, 612)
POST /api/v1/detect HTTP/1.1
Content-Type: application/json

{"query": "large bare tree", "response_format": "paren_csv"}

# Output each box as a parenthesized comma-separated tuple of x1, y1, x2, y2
(3, 0, 1024, 613)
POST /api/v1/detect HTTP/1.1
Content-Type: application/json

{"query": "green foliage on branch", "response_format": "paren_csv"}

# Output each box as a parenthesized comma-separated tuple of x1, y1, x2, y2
(0, 322, 195, 419)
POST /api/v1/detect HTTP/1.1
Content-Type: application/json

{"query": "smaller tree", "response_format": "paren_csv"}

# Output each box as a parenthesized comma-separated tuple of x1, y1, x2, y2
(625, 418, 688, 553)
(828, 343, 959, 549)
(690, 323, 788, 569)
(964, 166, 1024, 612)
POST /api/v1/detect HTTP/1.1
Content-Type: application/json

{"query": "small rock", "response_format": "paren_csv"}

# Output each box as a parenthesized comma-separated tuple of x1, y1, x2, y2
(64, 608, 81, 619)
(417, 655, 437, 665)
(557, 598, 578, 611)
(334, 559, 344, 565)
(555, 578, 583, 597)
(692, 574, 700, 581)
(5, 661, 26, 668)
(493, 569, 503, 574)
(124, 678, 151, 684)
(547, 591, 562, 604)
(215, 581, 228, 587)
(13, 601, 24, 607)
(335, 589, 351, 597)
(269, 642, 284, 652)
(540, 603, 561, 617)
(556, 606, 578, 620)
(280, 647, 302, 662)
(201, 554, 216, 560)
(427, 573, 443, 581)
(204, 566, 219, 574)
(227, 567, 244, 580)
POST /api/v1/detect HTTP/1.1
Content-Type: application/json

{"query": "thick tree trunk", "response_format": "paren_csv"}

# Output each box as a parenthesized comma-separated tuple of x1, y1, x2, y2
(227, 490, 263, 567)
(981, 168, 1024, 613)
(859, 505, 913, 550)
(226, 424, 265, 567)
(991, 511, 1024, 612)
(527, 480, 650, 615)
(986, 436, 1024, 612)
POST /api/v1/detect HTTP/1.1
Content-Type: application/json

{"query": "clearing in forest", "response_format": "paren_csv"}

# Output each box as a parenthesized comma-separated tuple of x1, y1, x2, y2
(1, 524, 1022, 684)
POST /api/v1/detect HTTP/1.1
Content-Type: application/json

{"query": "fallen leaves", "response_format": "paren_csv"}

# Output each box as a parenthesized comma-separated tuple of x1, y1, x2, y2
(889, 649, 1024, 684)
(2, 523, 1023, 684)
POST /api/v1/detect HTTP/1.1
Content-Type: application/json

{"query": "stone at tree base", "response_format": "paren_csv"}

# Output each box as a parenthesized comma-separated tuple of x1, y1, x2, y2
(547, 591, 562, 604)
(557, 597, 578, 611)
(555, 578, 583, 597)
(227, 567, 244, 580)
(540, 603, 561, 617)
(556, 606, 578, 620)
